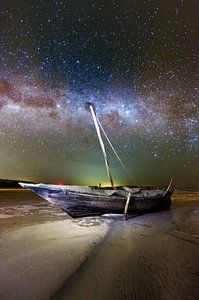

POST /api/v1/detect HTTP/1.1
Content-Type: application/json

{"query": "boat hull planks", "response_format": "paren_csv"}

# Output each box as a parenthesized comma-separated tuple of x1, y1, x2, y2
(19, 183, 172, 218)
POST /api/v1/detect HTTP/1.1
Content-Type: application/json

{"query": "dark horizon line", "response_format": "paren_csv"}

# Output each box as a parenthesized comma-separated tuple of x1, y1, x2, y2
(0, 178, 198, 191)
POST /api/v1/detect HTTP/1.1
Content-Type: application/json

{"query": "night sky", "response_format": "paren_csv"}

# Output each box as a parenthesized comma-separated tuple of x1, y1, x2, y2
(0, 0, 198, 187)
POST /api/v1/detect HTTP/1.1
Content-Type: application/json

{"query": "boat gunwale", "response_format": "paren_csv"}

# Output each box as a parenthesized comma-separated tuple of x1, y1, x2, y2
(19, 182, 171, 200)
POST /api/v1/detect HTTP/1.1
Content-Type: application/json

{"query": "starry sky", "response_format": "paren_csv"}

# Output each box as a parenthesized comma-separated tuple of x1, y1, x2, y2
(0, 0, 198, 187)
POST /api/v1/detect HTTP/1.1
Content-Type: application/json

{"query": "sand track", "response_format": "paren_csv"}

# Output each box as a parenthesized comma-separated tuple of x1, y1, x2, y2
(51, 198, 199, 300)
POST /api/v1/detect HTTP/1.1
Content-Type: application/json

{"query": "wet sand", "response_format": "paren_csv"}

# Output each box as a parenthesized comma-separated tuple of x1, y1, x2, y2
(0, 190, 199, 300)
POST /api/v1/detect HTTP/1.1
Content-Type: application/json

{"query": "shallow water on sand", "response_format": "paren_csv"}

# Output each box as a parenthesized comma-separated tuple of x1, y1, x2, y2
(0, 190, 69, 232)
(0, 189, 114, 231)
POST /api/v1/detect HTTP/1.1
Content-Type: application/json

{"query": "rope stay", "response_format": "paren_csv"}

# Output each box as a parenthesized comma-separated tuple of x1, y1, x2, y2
(96, 116, 139, 188)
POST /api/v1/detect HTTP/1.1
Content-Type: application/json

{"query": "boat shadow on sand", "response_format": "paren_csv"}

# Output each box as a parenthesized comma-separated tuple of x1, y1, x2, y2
(71, 207, 174, 228)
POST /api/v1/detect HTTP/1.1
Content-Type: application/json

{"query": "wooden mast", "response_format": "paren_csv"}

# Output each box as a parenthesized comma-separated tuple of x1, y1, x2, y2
(90, 105, 114, 188)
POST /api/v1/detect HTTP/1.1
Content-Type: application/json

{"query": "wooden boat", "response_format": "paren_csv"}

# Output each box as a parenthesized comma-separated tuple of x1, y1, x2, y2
(19, 182, 172, 218)
(19, 105, 173, 218)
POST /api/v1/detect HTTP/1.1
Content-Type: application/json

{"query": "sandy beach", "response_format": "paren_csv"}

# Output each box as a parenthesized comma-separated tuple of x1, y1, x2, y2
(0, 190, 199, 300)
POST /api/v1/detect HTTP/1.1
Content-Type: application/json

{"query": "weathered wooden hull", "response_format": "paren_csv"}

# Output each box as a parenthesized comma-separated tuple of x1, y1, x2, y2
(19, 183, 172, 218)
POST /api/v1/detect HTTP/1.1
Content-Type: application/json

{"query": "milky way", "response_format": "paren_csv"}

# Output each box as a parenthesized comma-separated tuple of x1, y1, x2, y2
(0, 1, 198, 187)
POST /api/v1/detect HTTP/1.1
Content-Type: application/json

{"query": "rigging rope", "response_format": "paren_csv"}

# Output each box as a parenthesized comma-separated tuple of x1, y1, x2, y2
(96, 116, 140, 188)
